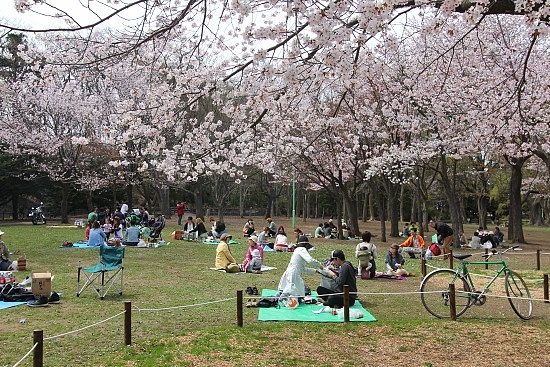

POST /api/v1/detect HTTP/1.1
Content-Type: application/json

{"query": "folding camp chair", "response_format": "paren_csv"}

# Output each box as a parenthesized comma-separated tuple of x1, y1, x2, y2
(77, 245, 125, 300)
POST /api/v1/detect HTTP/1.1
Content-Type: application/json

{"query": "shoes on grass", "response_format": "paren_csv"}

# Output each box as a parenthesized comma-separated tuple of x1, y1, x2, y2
(48, 292, 60, 304)
(252, 286, 258, 296)
(28, 296, 49, 308)
(19, 276, 31, 287)
(246, 287, 253, 295)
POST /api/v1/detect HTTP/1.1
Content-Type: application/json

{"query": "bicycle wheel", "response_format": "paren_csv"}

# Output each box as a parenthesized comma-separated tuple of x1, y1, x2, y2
(505, 270, 532, 320)
(420, 269, 472, 318)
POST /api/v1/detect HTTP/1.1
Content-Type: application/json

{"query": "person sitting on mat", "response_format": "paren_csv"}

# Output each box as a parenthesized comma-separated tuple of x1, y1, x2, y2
(316, 249, 357, 308)
(0, 229, 15, 271)
(88, 220, 107, 247)
(215, 233, 240, 272)
(240, 235, 264, 272)
(123, 219, 141, 246)
(386, 244, 412, 277)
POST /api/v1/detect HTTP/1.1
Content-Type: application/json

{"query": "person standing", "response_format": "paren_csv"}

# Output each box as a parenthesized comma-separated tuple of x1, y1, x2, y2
(429, 220, 454, 260)
(176, 202, 185, 226)
(316, 249, 357, 307)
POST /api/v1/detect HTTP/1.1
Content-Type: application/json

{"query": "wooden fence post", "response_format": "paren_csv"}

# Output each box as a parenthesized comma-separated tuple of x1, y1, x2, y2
(449, 250, 453, 269)
(343, 285, 350, 323)
(544, 274, 549, 304)
(421, 256, 427, 278)
(237, 290, 243, 327)
(485, 248, 489, 270)
(449, 284, 457, 321)
(33, 330, 43, 367)
(124, 301, 132, 346)
(537, 250, 541, 271)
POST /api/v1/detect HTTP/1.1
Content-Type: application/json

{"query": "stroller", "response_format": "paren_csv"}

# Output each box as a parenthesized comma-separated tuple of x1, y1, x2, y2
(148, 214, 166, 242)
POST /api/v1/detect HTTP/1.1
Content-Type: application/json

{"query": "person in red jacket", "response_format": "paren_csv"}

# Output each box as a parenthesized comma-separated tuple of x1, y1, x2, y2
(176, 202, 185, 226)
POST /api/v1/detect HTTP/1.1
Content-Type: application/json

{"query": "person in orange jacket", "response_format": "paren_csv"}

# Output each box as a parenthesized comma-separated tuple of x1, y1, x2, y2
(400, 228, 425, 258)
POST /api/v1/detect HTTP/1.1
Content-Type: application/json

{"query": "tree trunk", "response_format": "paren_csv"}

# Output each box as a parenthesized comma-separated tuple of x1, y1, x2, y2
(528, 196, 543, 226)
(439, 156, 464, 248)
(507, 156, 528, 243)
(194, 181, 204, 218)
(477, 194, 488, 229)
(60, 182, 69, 224)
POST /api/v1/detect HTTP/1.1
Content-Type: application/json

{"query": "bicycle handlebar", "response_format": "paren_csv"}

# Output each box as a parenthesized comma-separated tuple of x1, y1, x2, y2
(480, 245, 519, 259)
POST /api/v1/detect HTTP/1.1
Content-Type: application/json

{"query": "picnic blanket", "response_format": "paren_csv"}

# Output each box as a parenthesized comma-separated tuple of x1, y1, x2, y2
(209, 265, 277, 272)
(202, 239, 240, 245)
(61, 241, 169, 249)
(0, 301, 27, 310)
(373, 273, 407, 280)
(59, 240, 98, 248)
(257, 289, 376, 323)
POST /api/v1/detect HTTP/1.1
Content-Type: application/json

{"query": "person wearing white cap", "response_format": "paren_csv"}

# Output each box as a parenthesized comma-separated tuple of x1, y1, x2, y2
(0, 229, 14, 271)
(240, 235, 264, 272)
(215, 233, 239, 272)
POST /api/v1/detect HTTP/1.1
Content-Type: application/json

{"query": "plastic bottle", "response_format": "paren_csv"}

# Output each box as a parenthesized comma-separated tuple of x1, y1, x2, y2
(0, 273, 5, 284)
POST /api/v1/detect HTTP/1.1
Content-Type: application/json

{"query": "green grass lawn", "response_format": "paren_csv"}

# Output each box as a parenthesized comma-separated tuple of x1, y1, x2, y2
(1, 217, 550, 366)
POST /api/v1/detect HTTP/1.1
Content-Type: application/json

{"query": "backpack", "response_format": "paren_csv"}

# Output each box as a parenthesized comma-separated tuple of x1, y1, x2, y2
(356, 243, 373, 269)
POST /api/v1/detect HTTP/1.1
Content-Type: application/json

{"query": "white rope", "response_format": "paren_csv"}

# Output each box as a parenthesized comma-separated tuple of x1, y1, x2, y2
(12, 342, 37, 367)
(135, 297, 237, 312)
(44, 311, 126, 341)
(455, 289, 547, 303)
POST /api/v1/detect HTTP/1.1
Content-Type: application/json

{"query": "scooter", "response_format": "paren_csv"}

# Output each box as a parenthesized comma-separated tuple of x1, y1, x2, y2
(29, 203, 46, 225)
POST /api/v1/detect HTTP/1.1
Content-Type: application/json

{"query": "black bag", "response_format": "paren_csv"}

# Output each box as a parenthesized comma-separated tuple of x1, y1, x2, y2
(257, 297, 278, 308)
(0, 283, 35, 302)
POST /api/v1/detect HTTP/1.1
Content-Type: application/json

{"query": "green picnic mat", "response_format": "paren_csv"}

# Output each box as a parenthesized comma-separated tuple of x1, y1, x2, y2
(202, 239, 240, 245)
(257, 289, 376, 323)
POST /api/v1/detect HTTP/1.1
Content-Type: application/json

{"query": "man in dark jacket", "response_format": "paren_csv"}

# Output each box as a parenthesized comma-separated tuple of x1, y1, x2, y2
(430, 221, 454, 260)
(316, 249, 357, 307)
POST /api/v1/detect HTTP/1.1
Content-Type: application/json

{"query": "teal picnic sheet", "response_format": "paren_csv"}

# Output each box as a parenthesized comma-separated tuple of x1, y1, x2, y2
(0, 301, 27, 310)
(202, 239, 240, 245)
(257, 289, 376, 323)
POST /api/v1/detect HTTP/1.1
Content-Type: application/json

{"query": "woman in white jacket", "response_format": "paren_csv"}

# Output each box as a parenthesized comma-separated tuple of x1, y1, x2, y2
(277, 236, 322, 298)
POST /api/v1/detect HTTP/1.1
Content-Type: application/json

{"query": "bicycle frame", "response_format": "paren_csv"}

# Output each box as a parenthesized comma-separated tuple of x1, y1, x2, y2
(457, 259, 509, 297)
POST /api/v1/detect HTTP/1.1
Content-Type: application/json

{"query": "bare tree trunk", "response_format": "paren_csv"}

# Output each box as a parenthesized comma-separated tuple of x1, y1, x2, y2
(60, 182, 69, 224)
(506, 156, 528, 243)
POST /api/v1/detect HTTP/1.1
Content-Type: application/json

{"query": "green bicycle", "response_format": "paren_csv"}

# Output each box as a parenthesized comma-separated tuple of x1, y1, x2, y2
(420, 245, 533, 320)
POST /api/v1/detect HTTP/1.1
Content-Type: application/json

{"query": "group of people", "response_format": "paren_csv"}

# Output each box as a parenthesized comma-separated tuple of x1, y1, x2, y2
(85, 204, 166, 247)
(463, 226, 505, 249)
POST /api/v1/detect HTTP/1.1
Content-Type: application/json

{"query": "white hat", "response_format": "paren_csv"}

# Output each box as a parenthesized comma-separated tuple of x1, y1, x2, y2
(0, 229, 4, 236)
(251, 249, 261, 258)
(249, 235, 258, 243)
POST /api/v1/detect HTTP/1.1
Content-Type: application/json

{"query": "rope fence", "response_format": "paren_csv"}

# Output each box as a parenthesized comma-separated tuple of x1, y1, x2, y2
(11, 250, 550, 367)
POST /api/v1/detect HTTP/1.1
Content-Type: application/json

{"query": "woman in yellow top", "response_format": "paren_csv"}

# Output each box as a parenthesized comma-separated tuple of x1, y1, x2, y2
(215, 233, 239, 272)
(400, 228, 425, 259)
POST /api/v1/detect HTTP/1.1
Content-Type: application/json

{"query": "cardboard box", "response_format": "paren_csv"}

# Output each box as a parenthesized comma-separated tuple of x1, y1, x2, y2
(32, 271, 52, 297)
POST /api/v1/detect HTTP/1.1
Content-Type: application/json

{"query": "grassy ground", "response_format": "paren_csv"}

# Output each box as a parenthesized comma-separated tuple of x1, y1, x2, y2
(0, 216, 549, 366)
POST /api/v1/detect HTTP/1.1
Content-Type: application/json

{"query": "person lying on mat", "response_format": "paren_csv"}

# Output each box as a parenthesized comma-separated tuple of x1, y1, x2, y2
(240, 235, 264, 272)
(316, 250, 357, 308)
(88, 220, 107, 247)
(277, 236, 322, 300)
(385, 244, 412, 277)
(123, 220, 141, 246)
(215, 233, 240, 273)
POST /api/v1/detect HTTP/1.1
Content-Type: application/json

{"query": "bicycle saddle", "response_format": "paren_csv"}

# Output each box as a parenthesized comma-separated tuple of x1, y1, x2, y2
(453, 254, 472, 260)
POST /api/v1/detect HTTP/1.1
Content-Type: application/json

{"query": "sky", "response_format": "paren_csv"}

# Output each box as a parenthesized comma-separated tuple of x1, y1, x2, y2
(0, 0, 137, 31)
